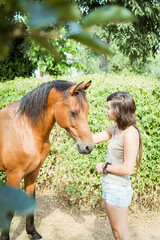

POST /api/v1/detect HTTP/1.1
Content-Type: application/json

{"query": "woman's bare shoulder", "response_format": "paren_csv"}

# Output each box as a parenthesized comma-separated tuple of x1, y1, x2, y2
(124, 126, 139, 141)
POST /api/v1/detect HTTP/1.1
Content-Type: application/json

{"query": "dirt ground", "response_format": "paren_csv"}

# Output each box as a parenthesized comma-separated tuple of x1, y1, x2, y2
(5, 191, 160, 240)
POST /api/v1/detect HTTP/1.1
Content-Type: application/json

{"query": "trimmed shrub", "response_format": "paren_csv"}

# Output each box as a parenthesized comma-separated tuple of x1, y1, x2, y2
(0, 74, 160, 210)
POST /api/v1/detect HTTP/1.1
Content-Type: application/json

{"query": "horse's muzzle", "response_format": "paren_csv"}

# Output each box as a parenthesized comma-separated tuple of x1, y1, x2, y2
(76, 142, 94, 155)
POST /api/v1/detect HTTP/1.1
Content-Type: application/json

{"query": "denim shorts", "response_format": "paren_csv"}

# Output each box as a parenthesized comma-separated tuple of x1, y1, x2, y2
(102, 182, 133, 207)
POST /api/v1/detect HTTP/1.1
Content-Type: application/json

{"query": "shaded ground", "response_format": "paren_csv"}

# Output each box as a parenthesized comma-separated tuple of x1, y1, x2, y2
(5, 191, 160, 240)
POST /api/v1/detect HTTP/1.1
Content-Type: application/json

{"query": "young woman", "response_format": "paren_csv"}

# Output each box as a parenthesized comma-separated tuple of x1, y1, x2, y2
(93, 92, 142, 240)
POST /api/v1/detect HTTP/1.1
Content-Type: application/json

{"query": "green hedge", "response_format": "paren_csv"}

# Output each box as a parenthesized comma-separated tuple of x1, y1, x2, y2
(0, 74, 160, 210)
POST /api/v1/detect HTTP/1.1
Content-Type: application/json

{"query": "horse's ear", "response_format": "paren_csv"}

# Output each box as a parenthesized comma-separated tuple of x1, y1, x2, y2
(69, 82, 84, 96)
(69, 80, 92, 96)
(81, 80, 92, 90)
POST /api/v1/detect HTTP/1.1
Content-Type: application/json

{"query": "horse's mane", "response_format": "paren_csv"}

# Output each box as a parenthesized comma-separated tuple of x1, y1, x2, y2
(17, 80, 86, 125)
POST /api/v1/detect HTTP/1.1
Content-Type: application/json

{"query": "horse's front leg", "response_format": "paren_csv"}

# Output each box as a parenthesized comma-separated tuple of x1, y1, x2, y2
(1, 212, 14, 240)
(24, 168, 42, 240)
(1, 171, 23, 240)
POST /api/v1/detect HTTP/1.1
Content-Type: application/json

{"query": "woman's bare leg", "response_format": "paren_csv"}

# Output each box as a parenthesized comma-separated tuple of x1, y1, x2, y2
(103, 199, 130, 240)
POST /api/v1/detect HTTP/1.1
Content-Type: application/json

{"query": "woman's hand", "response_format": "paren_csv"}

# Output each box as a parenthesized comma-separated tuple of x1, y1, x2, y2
(96, 163, 104, 174)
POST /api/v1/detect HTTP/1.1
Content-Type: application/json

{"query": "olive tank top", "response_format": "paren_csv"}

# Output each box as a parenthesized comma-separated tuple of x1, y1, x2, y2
(102, 127, 131, 186)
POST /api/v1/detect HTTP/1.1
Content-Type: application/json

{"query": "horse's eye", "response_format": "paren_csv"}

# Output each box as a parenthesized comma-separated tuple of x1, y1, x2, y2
(70, 110, 78, 118)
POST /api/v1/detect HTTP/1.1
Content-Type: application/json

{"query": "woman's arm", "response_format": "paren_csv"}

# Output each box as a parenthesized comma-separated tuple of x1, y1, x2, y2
(92, 131, 110, 144)
(94, 124, 116, 174)
(106, 127, 139, 175)
(92, 124, 116, 144)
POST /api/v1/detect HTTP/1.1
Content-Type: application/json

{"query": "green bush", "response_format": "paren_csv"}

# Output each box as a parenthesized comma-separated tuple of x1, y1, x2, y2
(143, 53, 160, 80)
(0, 74, 160, 210)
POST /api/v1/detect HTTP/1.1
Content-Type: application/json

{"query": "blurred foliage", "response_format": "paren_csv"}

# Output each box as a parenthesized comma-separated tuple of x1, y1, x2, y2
(0, 0, 135, 61)
(70, 44, 160, 79)
(143, 52, 160, 80)
(0, 74, 160, 210)
(75, 0, 160, 65)
(0, 29, 85, 81)
(0, 0, 137, 81)
(0, 185, 36, 230)
(0, 0, 159, 81)
(0, 38, 36, 81)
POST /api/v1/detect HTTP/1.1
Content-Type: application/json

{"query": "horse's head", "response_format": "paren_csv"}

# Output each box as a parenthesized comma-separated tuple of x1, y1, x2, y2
(54, 81, 94, 154)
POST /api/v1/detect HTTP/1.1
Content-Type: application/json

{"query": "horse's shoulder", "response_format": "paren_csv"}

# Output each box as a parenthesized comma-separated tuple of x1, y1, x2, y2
(0, 102, 19, 119)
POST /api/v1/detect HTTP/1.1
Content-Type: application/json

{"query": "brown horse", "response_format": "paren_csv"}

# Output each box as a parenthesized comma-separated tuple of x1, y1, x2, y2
(0, 80, 94, 240)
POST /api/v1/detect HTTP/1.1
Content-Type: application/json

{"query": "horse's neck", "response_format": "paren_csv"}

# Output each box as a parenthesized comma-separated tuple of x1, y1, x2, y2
(37, 116, 56, 141)
(34, 88, 60, 141)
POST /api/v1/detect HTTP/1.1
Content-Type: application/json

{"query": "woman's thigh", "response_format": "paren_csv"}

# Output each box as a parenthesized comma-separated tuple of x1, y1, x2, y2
(103, 200, 130, 239)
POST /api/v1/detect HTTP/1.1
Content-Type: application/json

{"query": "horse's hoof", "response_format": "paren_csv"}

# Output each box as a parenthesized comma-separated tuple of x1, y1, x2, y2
(1, 236, 10, 240)
(1, 233, 10, 240)
(30, 231, 42, 240)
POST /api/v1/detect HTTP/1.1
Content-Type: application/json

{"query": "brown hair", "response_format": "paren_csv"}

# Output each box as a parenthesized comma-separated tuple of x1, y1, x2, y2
(107, 92, 142, 174)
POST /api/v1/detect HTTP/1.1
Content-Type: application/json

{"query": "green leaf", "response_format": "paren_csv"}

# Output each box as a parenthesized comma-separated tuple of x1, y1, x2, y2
(0, 185, 36, 213)
(83, 6, 136, 29)
(27, 2, 81, 29)
(68, 22, 83, 35)
(32, 36, 61, 62)
(69, 32, 112, 55)
(55, 3, 81, 22)
(27, 2, 58, 28)
(45, 0, 69, 5)
(68, 22, 112, 55)
(1, 0, 22, 10)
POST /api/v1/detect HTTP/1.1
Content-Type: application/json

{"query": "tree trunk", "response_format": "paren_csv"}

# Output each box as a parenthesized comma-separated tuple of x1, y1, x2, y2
(100, 38, 110, 74)
(104, 55, 109, 74)
(26, 58, 29, 77)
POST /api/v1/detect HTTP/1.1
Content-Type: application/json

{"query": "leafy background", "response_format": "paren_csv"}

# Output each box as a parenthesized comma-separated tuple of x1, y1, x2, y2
(0, 73, 159, 211)
(1, 0, 159, 82)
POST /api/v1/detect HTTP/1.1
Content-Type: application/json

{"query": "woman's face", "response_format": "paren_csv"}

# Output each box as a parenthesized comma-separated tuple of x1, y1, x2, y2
(105, 101, 117, 121)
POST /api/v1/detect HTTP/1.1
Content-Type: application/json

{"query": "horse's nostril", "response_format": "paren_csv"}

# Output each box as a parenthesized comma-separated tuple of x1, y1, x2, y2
(77, 142, 93, 155)
(85, 145, 91, 154)
(77, 144, 82, 154)
(86, 146, 90, 152)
